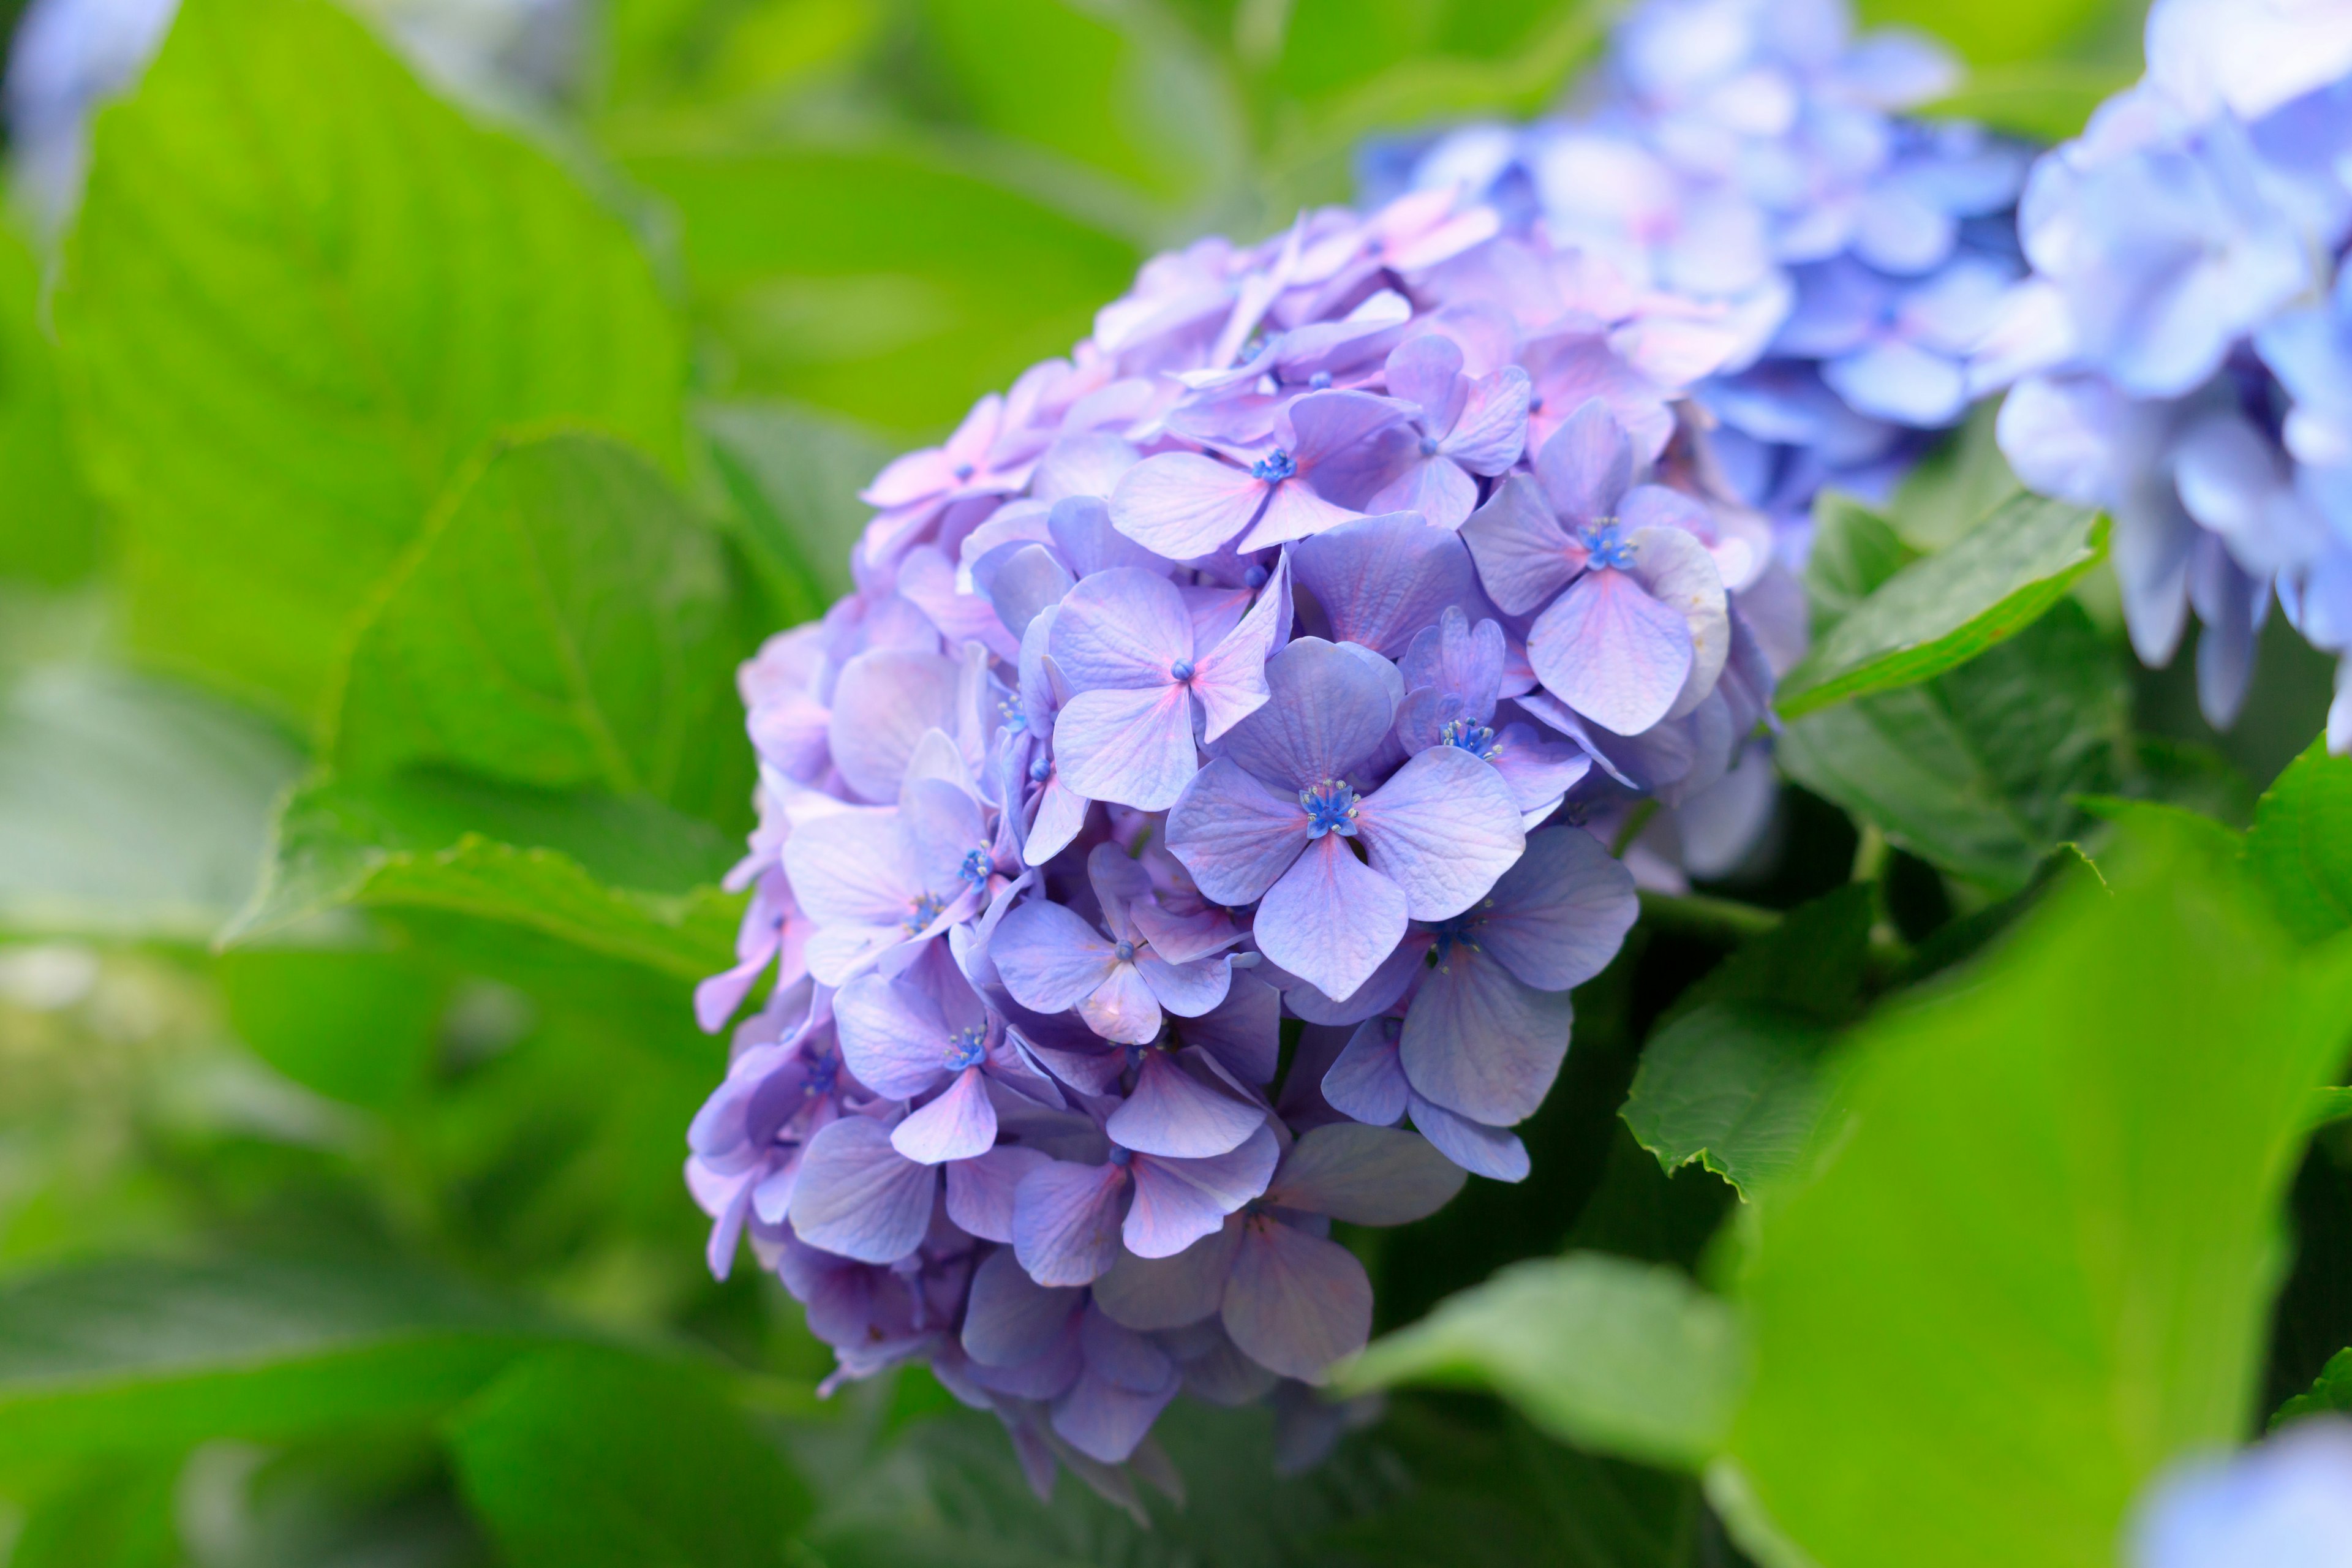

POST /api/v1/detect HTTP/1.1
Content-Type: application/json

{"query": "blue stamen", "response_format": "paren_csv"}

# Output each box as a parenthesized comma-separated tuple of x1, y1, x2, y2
(1308, 371, 1332, 390)
(1114, 940, 1136, 962)
(1028, 755, 1052, 783)
(1170, 658, 1195, 682)
(1581, 520, 1635, 571)
(1427, 896, 1497, 971)
(1251, 449, 1298, 484)
(1109, 1146, 1134, 1167)
(1419, 433, 1440, 458)
(1243, 563, 1269, 589)
(944, 1025, 987, 1072)
(952, 461, 976, 482)
(1440, 718, 1499, 761)
(903, 890, 948, 933)
(1298, 778, 1361, 838)
(803, 1052, 840, 1096)
(959, 848, 992, 889)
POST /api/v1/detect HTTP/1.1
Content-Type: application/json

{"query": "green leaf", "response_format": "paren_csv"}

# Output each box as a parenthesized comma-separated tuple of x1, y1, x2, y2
(0, 1256, 562, 1466)
(1722, 813, 2352, 1568)
(0, 207, 101, 589)
(1661, 884, 1876, 1028)
(1339, 1254, 1746, 1471)
(55, 0, 685, 719)
(2246, 736, 2352, 943)
(1802, 493, 1918, 636)
(696, 399, 891, 616)
(330, 429, 752, 823)
(1777, 603, 2131, 893)
(1885, 398, 2024, 554)
(2274, 1347, 2352, 1428)
(7, 1455, 184, 1568)
(447, 1347, 811, 1568)
(1622, 1005, 1836, 1200)
(218, 947, 447, 1109)
(223, 771, 740, 981)
(0, 665, 301, 941)
(1776, 493, 2106, 717)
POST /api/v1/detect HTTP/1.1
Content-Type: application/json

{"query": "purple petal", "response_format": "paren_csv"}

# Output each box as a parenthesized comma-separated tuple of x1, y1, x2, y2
(1046, 492, 1163, 574)
(1106, 1048, 1267, 1159)
(1489, 723, 1594, 813)
(963, 1246, 1084, 1367)
(1128, 902, 1244, 965)
(1236, 477, 1360, 552)
(1123, 1123, 1280, 1259)
(787, 1116, 938, 1264)
(1287, 388, 1415, 469)
(1406, 1093, 1531, 1183)
(1217, 637, 1397, 792)
(1082, 1303, 1180, 1392)
(1269, 1123, 1465, 1225)
(1136, 951, 1232, 1018)
(1322, 1017, 1410, 1125)
(1478, 826, 1638, 990)
(892, 1066, 998, 1163)
(1291, 512, 1482, 657)
(1025, 773, 1089, 865)
(1528, 567, 1693, 737)
(1054, 683, 1199, 810)
(1273, 937, 1425, 1025)
(1385, 333, 1466, 429)
(1628, 525, 1730, 721)
(1220, 1218, 1373, 1382)
(694, 950, 771, 1035)
(1461, 474, 1584, 616)
(1013, 1158, 1131, 1286)
(1076, 959, 1165, 1046)
(1253, 834, 1411, 1004)
(783, 809, 916, 930)
(1399, 945, 1572, 1126)
(1177, 1324, 1280, 1407)
(899, 778, 990, 888)
(945, 1144, 1050, 1243)
(1442, 366, 1532, 475)
(1177, 970, 1281, 1085)
(832, 974, 951, 1099)
(1370, 454, 1479, 531)
(1052, 1311, 1181, 1463)
(1110, 453, 1267, 558)
(1534, 398, 1633, 524)
(987, 545, 1076, 642)
(1354, 745, 1525, 921)
(1164, 758, 1310, 907)
(827, 649, 960, 803)
(1047, 567, 1191, 690)
(1188, 550, 1292, 743)
(992, 899, 1119, 1014)
(1092, 1218, 1241, 1330)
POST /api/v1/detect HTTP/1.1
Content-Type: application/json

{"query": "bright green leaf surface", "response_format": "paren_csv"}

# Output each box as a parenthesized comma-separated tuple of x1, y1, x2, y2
(447, 1347, 811, 1568)
(1802, 494, 1918, 637)
(0, 1256, 563, 1465)
(224, 771, 740, 979)
(0, 665, 301, 940)
(1777, 494, 2106, 716)
(1725, 817, 2352, 1568)
(1341, 1254, 1745, 1471)
(2274, 1347, 2352, 1428)
(7, 1454, 183, 1568)
(0, 208, 100, 588)
(330, 430, 751, 823)
(1623, 1005, 1836, 1200)
(218, 948, 446, 1109)
(55, 0, 685, 719)
(697, 399, 890, 614)
(2246, 737, 2352, 943)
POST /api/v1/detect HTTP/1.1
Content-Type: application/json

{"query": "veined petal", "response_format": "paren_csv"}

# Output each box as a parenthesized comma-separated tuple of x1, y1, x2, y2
(1129, 901, 1244, 965)
(1217, 637, 1397, 793)
(1047, 492, 1164, 575)
(1407, 1093, 1531, 1183)
(892, 1066, 999, 1163)
(1110, 452, 1268, 557)
(1092, 1218, 1242, 1330)
(1048, 567, 1192, 690)
(1189, 551, 1292, 743)
(1292, 512, 1481, 657)
(1400, 946, 1572, 1126)
(1076, 960, 1165, 1046)
(945, 1144, 1051, 1243)
(1462, 473, 1585, 616)
(1322, 1017, 1410, 1126)
(1370, 454, 1479, 532)
(1490, 723, 1594, 812)
(1535, 396, 1633, 524)
(1268, 1122, 1464, 1226)
(1123, 1123, 1280, 1259)
(1253, 834, 1410, 1003)
(1528, 567, 1693, 737)
(1165, 758, 1311, 907)
(829, 648, 960, 803)
(1237, 478, 1361, 551)
(1106, 1049, 1267, 1159)
(1136, 950, 1232, 1019)
(1179, 970, 1282, 1085)
(1354, 746, 1526, 921)
(1013, 1158, 1131, 1286)
(1024, 773, 1089, 865)
(1054, 683, 1199, 810)
(1220, 1218, 1373, 1382)
(1443, 366, 1533, 475)
(1477, 826, 1639, 990)
(992, 899, 1120, 1014)
(787, 1116, 938, 1264)
(1385, 333, 1467, 430)
(1628, 524, 1730, 722)
(783, 809, 917, 930)
(832, 973, 951, 1099)
(963, 1246, 1083, 1368)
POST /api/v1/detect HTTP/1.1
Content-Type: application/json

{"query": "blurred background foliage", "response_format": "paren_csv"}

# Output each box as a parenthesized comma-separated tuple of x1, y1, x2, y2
(3, 0, 2349, 1564)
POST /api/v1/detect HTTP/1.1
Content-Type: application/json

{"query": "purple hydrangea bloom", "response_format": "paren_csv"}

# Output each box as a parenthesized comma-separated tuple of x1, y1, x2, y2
(684, 171, 1790, 1502)
(2129, 1420, 2352, 1568)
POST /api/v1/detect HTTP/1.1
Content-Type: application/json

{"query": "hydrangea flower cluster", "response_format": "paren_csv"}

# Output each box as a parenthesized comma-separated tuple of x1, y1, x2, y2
(1970, 0, 2352, 744)
(685, 184, 1791, 1499)
(1365, 0, 2032, 539)
(2128, 1420, 2352, 1568)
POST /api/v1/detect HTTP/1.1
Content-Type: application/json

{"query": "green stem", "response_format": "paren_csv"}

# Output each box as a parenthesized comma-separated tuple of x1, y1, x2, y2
(1636, 888, 1782, 944)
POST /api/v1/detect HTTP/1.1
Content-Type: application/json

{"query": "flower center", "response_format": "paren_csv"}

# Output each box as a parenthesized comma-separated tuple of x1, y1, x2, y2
(959, 848, 992, 889)
(804, 1051, 840, 1097)
(1419, 433, 1440, 458)
(1243, 562, 1269, 589)
(1114, 939, 1137, 962)
(1028, 755, 1052, 783)
(1428, 898, 1496, 970)
(944, 1025, 987, 1072)
(1299, 778, 1361, 838)
(903, 890, 948, 933)
(1251, 448, 1298, 484)
(1108, 1146, 1134, 1167)
(1308, 370, 1333, 390)
(1440, 717, 1498, 761)
(952, 461, 976, 482)
(1170, 658, 1195, 682)
(1581, 520, 1635, 571)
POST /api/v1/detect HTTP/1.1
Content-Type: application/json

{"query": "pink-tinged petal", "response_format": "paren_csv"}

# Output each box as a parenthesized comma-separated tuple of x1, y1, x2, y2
(699, 1170, 753, 1281)
(1164, 758, 1311, 907)
(1123, 1123, 1280, 1258)
(1321, 1017, 1410, 1125)
(1479, 826, 1639, 990)
(1370, 454, 1480, 532)
(1092, 1218, 1242, 1330)
(1236, 479, 1359, 551)
(1534, 397, 1633, 524)
(1076, 960, 1164, 1046)
(1407, 1093, 1531, 1182)
(992, 899, 1120, 1014)
(902, 545, 1021, 660)
(1528, 567, 1693, 737)
(1268, 924, 1426, 1025)
(1013, 1158, 1131, 1286)
(860, 447, 956, 510)
(1129, 902, 1243, 965)
(1442, 366, 1533, 475)
(832, 973, 950, 1099)
(1287, 388, 1414, 468)
(1461, 474, 1585, 616)
(1054, 683, 1199, 812)
(985, 545, 1076, 644)
(1292, 512, 1482, 657)
(900, 775, 987, 886)
(1110, 452, 1268, 558)
(1106, 1049, 1267, 1159)
(1400, 605, 1505, 714)
(1179, 971, 1281, 1085)
(694, 949, 771, 1034)
(892, 1066, 998, 1163)
(787, 1116, 938, 1264)
(1490, 723, 1593, 813)
(1400, 946, 1572, 1126)
(1086, 840, 1154, 935)
(1627, 524, 1730, 721)
(1136, 951, 1232, 1018)
(1385, 333, 1467, 430)
(1025, 772, 1089, 865)
(1254, 834, 1411, 1003)
(1268, 1123, 1465, 1225)
(828, 648, 960, 802)
(802, 923, 908, 989)
(1189, 551, 1293, 743)
(1354, 747, 1526, 921)
(945, 1144, 1051, 1243)
(1220, 1218, 1373, 1382)
(783, 809, 915, 929)
(1046, 492, 1163, 573)
(1047, 567, 1191, 690)
(1218, 637, 1397, 792)
(963, 1246, 1084, 1368)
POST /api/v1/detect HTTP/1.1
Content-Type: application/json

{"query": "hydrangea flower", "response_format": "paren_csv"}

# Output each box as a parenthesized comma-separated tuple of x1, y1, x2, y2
(1971, 0, 2352, 745)
(2128, 1420, 2352, 1568)
(685, 173, 1783, 1501)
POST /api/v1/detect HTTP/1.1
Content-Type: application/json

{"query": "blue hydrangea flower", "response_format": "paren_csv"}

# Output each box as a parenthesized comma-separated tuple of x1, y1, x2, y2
(2129, 1420, 2352, 1568)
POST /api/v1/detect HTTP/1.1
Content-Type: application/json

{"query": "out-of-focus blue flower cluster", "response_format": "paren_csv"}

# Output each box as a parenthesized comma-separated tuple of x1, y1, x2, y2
(1363, 0, 2031, 548)
(2130, 1420, 2352, 1568)
(1972, 0, 2352, 745)
(687, 184, 1800, 1504)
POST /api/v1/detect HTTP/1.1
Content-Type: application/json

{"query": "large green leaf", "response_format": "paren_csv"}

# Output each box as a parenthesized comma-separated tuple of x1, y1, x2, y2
(1722, 814, 2352, 1568)
(55, 0, 684, 718)
(1339, 1254, 1745, 1471)
(329, 430, 752, 823)
(696, 399, 889, 617)
(222, 771, 740, 980)
(0, 665, 301, 940)
(2245, 736, 2352, 943)
(2274, 1348, 2352, 1428)
(1777, 493, 2106, 717)
(0, 209, 100, 588)
(447, 1347, 811, 1568)
(0, 1256, 564, 1465)
(1777, 603, 2130, 893)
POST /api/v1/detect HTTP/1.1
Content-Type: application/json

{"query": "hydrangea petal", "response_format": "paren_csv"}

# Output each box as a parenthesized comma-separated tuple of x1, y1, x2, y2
(1528, 566, 1694, 737)
(945, 1144, 1051, 1243)
(1013, 1158, 1131, 1286)
(1220, 1218, 1373, 1382)
(1353, 745, 1526, 921)
(892, 1066, 999, 1163)
(1135, 951, 1232, 1019)
(787, 1116, 938, 1264)
(1253, 833, 1411, 1003)
(1462, 473, 1586, 615)
(783, 809, 916, 930)
(829, 648, 960, 803)
(1534, 397, 1633, 524)
(1164, 758, 1312, 907)
(1047, 567, 1192, 690)
(1322, 1017, 1411, 1125)
(1407, 1093, 1531, 1183)
(1217, 637, 1398, 792)
(1476, 826, 1640, 990)
(1054, 682, 1199, 810)
(1123, 1124, 1280, 1259)
(1106, 1049, 1267, 1159)
(1076, 959, 1164, 1046)
(1092, 1219, 1242, 1330)
(1444, 367, 1534, 474)
(963, 1246, 1083, 1368)
(832, 973, 951, 1099)
(1110, 453, 1268, 558)
(1189, 551, 1292, 743)
(1178, 971, 1282, 1085)
(1399, 945, 1573, 1126)
(993, 899, 1121, 1014)
(1292, 512, 1482, 657)
(1267, 1123, 1465, 1224)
